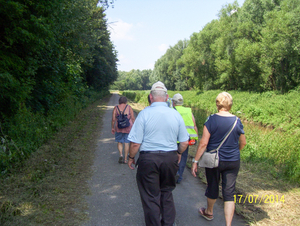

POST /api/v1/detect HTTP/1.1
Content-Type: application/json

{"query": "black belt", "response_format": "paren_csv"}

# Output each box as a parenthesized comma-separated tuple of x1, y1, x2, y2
(140, 150, 177, 154)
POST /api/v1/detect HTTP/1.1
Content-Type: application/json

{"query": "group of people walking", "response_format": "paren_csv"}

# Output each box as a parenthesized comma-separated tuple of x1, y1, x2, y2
(111, 81, 246, 226)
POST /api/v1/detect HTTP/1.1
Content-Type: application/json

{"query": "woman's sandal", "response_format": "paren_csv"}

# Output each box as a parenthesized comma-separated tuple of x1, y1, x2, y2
(198, 207, 214, 221)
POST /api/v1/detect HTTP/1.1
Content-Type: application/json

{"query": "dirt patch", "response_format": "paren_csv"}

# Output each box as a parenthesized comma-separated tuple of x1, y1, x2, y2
(0, 96, 110, 226)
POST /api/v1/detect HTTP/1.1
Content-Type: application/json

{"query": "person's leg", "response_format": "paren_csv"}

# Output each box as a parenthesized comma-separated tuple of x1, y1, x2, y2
(123, 134, 130, 163)
(206, 197, 216, 215)
(176, 146, 188, 183)
(117, 142, 123, 156)
(200, 167, 219, 218)
(124, 143, 129, 163)
(136, 153, 161, 226)
(220, 160, 240, 226)
(160, 190, 176, 226)
(160, 152, 178, 226)
(224, 201, 235, 226)
(115, 132, 124, 163)
(117, 142, 123, 163)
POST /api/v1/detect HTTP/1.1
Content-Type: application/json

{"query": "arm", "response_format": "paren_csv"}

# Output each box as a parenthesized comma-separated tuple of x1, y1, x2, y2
(177, 113, 190, 162)
(239, 134, 246, 151)
(128, 142, 141, 170)
(129, 106, 135, 124)
(111, 107, 116, 134)
(177, 140, 189, 163)
(191, 126, 210, 177)
(192, 113, 198, 136)
(178, 141, 189, 154)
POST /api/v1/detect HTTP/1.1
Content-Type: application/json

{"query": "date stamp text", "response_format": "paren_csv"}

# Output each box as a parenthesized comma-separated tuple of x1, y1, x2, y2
(234, 194, 285, 204)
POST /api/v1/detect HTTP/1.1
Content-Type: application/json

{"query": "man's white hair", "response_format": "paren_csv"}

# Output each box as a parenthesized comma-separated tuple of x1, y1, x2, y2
(151, 90, 167, 101)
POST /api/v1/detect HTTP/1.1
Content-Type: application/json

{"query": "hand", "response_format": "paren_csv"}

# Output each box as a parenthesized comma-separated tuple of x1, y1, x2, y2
(128, 157, 135, 170)
(191, 162, 198, 177)
(111, 128, 115, 134)
(177, 153, 182, 164)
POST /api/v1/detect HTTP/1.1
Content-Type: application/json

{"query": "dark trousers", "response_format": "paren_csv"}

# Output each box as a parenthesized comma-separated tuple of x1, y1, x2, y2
(136, 151, 179, 226)
(205, 160, 240, 201)
(176, 145, 189, 183)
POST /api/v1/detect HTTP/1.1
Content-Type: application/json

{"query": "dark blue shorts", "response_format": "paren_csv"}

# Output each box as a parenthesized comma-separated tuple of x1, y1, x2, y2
(115, 132, 130, 143)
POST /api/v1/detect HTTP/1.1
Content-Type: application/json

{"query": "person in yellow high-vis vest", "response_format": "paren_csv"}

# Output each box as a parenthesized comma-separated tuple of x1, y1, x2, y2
(172, 93, 198, 184)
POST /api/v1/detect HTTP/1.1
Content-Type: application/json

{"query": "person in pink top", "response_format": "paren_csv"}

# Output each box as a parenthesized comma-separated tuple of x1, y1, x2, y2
(111, 96, 135, 163)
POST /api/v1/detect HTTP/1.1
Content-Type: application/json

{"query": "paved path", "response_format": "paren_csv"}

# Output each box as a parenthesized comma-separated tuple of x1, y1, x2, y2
(82, 93, 247, 226)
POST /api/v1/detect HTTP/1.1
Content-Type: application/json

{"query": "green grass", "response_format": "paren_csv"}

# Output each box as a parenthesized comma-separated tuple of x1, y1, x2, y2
(121, 89, 300, 183)
(0, 96, 109, 225)
(0, 90, 109, 174)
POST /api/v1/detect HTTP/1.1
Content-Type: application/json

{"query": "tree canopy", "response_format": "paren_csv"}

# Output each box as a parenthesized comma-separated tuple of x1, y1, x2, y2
(111, 69, 152, 90)
(151, 0, 300, 93)
(0, 0, 118, 119)
(0, 0, 118, 172)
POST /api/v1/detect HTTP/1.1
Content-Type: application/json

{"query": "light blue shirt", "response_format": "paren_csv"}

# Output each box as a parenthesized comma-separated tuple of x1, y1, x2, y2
(128, 102, 189, 151)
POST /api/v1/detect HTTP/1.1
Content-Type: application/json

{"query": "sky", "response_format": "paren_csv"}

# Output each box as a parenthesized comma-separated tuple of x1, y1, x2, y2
(104, 0, 246, 72)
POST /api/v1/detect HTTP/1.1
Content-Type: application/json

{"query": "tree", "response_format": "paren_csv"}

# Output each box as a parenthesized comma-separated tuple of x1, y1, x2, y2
(260, 0, 300, 92)
(180, 20, 220, 90)
(112, 69, 152, 90)
(0, 0, 118, 172)
(152, 40, 189, 90)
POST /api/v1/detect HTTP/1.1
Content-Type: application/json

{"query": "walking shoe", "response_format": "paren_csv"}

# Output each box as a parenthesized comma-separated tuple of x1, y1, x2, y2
(118, 156, 123, 163)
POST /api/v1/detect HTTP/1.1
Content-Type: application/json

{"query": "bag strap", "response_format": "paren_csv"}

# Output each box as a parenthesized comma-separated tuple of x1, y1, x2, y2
(122, 105, 128, 115)
(116, 106, 121, 115)
(214, 117, 238, 152)
(116, 105, 128, 115)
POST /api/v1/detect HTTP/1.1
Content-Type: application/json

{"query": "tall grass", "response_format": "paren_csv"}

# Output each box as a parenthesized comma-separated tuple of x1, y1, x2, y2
(122, 89, 300, 183)
(0, 90, 109, 174)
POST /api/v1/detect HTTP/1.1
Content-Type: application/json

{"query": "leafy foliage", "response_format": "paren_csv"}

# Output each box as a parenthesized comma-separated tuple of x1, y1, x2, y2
(110, 69, 152, 90)
(151, 40, 189, 90)
(151, 0, 300, 93)
(0, 0, 117, 173)
(122, 89, 300, 183)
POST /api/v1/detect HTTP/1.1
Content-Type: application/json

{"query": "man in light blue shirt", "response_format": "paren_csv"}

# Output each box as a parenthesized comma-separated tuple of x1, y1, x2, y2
(127, 81, 189, 226)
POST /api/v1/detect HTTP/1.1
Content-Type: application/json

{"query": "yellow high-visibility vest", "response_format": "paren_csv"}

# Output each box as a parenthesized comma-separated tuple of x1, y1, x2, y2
(175, 106, 198, 140)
